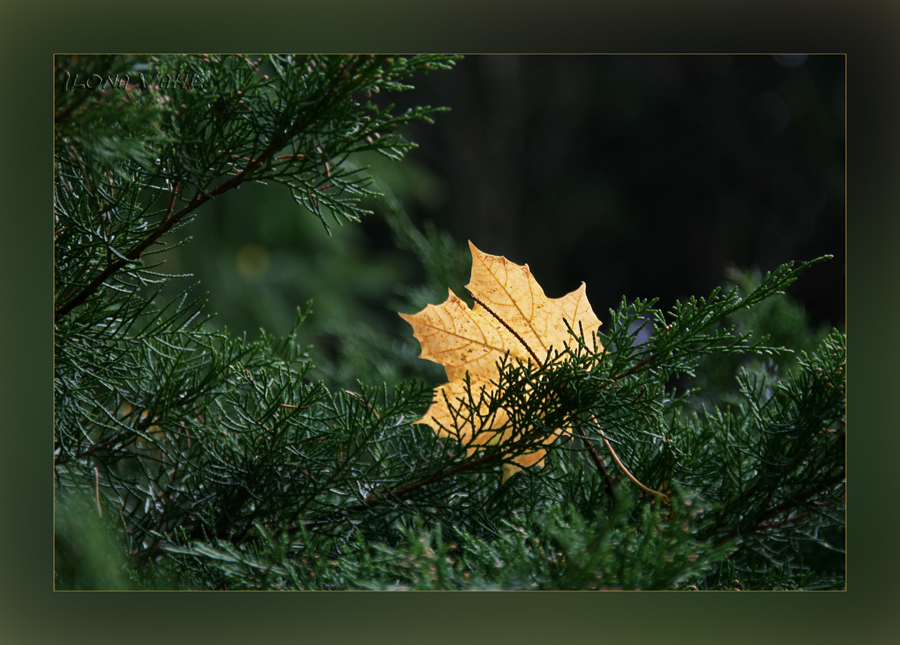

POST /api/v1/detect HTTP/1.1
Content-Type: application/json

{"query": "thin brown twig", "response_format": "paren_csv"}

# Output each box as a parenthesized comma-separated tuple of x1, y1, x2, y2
(755, 510, 811, 532)
(93, 467, 102, 517)
(590, 414, 669, 504)
(163, 180, 179, 222)
(343, 390, 379, 420)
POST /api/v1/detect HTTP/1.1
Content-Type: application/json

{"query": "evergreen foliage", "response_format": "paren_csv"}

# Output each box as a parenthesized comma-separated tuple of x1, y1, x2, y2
(54, 54, 845, 590)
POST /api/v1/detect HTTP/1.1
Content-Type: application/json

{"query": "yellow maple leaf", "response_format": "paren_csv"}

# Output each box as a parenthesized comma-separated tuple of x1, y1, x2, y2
(400, 241, 603, 482)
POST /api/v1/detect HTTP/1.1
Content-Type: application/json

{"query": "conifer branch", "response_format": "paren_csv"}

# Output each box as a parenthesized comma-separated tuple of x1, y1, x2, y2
(56, 112, 317, 320)
(54, 55, 843, 591)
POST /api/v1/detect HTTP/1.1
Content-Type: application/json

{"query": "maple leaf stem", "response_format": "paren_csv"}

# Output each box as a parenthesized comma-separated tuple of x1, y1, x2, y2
(591, 415, 670, 504)
(470, 295, 541, 364)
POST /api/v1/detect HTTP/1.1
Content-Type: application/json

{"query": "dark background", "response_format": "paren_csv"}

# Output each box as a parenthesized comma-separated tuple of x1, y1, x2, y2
(386, 54, 844, 329)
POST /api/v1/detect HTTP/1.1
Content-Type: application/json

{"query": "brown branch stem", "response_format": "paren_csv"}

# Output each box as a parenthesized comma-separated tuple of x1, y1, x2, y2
(234, 447, 518, 545)
(55, 63, 354, 321)
(573, 420, 616, 499)
(719, 473, 845, 542)
(55, 431, 131, 466)
(352, 448, 511, 512)
(56, 149, 269, 320)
